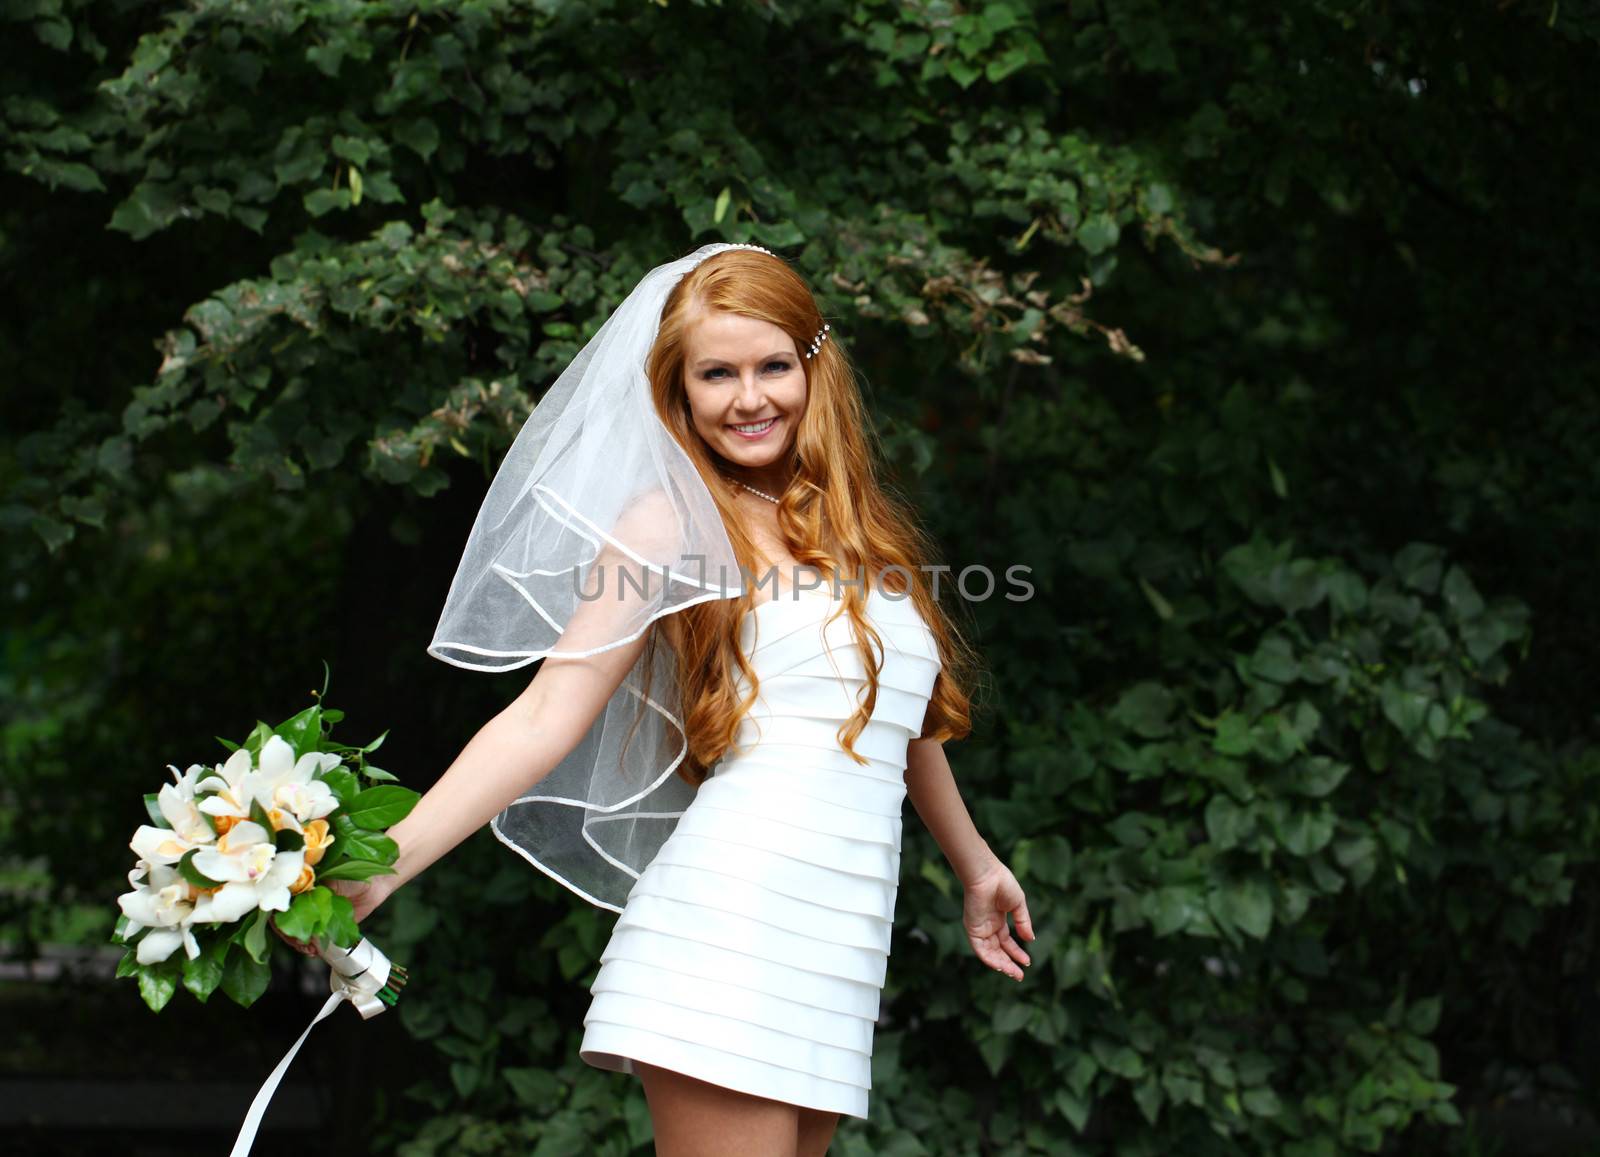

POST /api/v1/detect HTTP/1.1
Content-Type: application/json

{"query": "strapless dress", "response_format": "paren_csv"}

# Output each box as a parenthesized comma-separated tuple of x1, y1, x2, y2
(578, 581, 942, 1119)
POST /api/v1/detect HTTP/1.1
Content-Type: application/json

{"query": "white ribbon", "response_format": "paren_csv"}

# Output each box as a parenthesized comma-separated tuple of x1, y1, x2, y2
(320, 937, 394, 1020)
(226, 937, 396, 1157)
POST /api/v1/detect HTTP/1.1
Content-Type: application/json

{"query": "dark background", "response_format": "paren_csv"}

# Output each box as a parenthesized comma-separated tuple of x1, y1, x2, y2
(4, 2, 1599, 1154)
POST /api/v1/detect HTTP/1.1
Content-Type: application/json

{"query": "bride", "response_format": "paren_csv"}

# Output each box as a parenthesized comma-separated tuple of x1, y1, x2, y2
(288, 242, 1034, 1156)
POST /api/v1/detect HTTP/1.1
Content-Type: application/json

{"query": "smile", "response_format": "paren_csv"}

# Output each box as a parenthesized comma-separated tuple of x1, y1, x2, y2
(728, 417, 779, 437)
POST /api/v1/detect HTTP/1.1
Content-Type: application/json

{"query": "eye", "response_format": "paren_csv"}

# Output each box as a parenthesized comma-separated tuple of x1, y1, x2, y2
(701, 361, 793, 380)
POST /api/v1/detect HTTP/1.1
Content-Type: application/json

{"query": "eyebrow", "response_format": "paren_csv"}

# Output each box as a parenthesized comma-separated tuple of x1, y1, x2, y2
(692, 351, 795, 369)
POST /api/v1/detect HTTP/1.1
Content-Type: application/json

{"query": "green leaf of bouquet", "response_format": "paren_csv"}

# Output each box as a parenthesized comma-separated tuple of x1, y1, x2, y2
(321, 708, 345, 724)
(317, 859, 397, 883)
(331, 815, 399, 863)
(214, 736, 240, 753)
(276, 704, 323, 760)
(183, 937, 229, 1002)
(111, 914, 132, 944)
(115, 947, 140, 978)
(275, 887, 333, 941)
(346, 785, 420, 829)
(321, 767, 360, 805)
(143, 793, 171, 828)
(137, 962, 179, 1012)
(241, 909, 271, 964)
(221, 950, 270, 1007)
(248, 796, 274, 831)
(178, 849, 225, 890)
(246, 720, 274, 754)
(325, 891, 360, 948)
(361, 763, 399, 783)
(358, 728, 389, 754)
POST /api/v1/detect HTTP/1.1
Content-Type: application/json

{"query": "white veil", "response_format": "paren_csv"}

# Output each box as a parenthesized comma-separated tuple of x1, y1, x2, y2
(427, 241, 777, 912)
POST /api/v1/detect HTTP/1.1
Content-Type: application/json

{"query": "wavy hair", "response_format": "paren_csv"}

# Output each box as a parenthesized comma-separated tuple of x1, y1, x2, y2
(632, 246, 980, 786)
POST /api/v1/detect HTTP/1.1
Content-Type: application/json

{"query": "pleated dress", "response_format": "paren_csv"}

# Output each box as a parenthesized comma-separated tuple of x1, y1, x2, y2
(578, 580, 942, 1119)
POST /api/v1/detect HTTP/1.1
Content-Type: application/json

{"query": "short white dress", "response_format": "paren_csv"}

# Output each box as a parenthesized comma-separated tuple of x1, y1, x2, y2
(579, 580, 942, 1119)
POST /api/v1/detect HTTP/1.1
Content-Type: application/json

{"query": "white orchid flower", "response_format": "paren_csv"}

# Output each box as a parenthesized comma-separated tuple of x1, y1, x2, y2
(117, 862, 200, 964)
(130, 823, 197, 866)
(190, 820, 306, 923)
(128, 765, 216, 864)
(252, 735, 342, 824)
(153, 780, 216, 847)
(196, 746, 266, 826)
(167, 761, 208, 799)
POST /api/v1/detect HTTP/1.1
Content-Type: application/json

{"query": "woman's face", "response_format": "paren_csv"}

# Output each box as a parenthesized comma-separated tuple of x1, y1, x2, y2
(681, 308, 807, 477)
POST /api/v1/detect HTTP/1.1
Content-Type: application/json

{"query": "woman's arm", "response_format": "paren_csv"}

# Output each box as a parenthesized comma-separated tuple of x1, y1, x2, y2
(279, 608, 651, 941)
(905, 736, 1035, 980)
(383, 623, 650, 889)
(377, 496, 679, 905)
(904, 736, 999, 885)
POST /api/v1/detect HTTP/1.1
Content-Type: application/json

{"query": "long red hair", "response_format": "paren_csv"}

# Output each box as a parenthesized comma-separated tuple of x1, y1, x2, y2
(637, 247, 980, 784)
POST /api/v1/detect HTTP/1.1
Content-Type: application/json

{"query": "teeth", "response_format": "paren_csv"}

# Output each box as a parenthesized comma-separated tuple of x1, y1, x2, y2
(731, 418, 777, 433)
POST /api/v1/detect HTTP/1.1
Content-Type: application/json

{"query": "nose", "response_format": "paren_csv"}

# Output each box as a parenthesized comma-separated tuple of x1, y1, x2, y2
(734, 370, 767, 410)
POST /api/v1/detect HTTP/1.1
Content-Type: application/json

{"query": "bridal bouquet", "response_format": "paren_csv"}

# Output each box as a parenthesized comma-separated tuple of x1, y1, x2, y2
(112, 687, 417, 1012)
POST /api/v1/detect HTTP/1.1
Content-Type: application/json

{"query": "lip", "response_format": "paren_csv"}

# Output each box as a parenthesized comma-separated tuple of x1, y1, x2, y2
(727, 416, 780, 440)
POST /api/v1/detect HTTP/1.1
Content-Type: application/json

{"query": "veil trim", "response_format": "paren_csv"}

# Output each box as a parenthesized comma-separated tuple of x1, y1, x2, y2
(488, 676, 695, 914)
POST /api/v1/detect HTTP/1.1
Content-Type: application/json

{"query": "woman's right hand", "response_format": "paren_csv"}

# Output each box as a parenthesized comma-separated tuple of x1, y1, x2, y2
(337, 873, 399, 924)
(271, 872, 401, 957)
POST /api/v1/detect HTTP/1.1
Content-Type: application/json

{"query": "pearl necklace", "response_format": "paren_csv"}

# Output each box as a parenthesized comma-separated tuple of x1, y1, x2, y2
(732, 479, 780, 504)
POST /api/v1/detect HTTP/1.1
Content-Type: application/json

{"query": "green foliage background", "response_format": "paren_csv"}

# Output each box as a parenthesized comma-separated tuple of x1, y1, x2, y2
(4, 1, 1598, 1154)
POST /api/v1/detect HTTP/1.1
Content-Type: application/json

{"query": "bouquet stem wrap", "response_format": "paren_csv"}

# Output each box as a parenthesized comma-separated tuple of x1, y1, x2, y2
(228, 937, 400, 1157)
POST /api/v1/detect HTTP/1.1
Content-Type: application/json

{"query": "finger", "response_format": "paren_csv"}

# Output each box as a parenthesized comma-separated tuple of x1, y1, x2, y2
(973, 935, 1022, 980)
(1013, 895, 1035, 941)
(1000, 930, 1031, 968)
(997, 920, 1031, 966)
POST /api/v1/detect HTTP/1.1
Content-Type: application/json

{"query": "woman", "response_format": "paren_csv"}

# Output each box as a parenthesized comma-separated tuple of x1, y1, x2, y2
(318, 243, 1034, 1156)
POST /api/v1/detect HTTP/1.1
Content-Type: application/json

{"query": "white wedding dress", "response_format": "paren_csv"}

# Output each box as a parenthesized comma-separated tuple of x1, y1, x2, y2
(578, 580, 942, 1119)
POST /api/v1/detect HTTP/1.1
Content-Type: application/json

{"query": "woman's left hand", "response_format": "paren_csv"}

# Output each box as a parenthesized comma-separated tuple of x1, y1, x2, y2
(962, 858, 1035, 981)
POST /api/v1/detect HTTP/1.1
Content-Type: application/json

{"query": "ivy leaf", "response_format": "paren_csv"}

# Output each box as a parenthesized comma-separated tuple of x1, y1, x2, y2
(1406, 996, 1443, 1035)
(1055, 1086, 1091, 1132)
(1133, 1076, 1165, 1124)
(1213, 877, 1274, 939)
